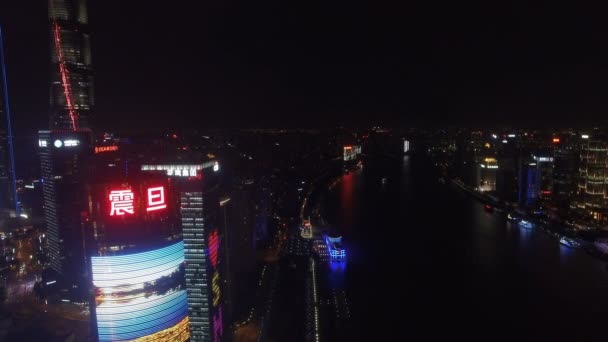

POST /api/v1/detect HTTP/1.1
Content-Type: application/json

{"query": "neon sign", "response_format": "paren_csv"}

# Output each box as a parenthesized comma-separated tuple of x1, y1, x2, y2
(213, 307, 223, 342)
(109, 190, 134, 216)
(109, 186, 167, 216)
(209, 228, 223, 342)
(209, 230, 219, 268)
(212, 272, 221, 306)
(146, 186, 167, 212)
(94, 145, 118, 153)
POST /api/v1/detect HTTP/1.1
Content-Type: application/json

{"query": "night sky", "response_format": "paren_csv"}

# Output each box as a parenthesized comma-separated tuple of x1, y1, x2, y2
(1, 1, 607, 139)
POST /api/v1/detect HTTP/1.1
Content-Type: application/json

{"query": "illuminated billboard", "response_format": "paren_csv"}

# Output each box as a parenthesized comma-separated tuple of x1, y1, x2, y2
(91, 241, 189, 342)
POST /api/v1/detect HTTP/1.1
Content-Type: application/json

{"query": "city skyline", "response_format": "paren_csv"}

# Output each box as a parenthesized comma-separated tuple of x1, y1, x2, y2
(1, 2, 608, 137)
(3, 2, 608, 342)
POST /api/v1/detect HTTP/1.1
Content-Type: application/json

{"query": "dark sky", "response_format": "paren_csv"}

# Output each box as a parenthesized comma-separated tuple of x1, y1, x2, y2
(1, 1, 608, 137)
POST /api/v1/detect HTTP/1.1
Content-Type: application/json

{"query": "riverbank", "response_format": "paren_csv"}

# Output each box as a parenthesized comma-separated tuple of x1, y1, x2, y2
(449, 177, 608, 263)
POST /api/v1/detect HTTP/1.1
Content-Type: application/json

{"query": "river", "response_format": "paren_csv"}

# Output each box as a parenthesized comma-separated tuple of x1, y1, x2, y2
(321, 153, 608, 341)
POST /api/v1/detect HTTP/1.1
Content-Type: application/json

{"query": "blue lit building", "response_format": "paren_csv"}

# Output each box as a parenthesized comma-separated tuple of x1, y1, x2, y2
(519, 161, 540, 206)
(0, 27, 18, 216)
(518, 153, 554, 207)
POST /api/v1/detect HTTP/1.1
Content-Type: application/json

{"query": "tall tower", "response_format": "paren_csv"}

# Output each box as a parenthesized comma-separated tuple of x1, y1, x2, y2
(39, 0, 95, 300)
(0, 27, 18, 215)
(49, 0, 94, 130)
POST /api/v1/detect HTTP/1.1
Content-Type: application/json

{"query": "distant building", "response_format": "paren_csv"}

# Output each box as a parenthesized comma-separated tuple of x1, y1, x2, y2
(519, 160, 540, 206)
(552, 134, 578, 209)
(496, 158, 518, 203)
(403, 139, 410, 154)
(477, 157, 498, 192)
(0, 29, 17, 215)
(343, 145, 362, 161)
(532, 152, 554, 202)
(574, 136, 608, 222)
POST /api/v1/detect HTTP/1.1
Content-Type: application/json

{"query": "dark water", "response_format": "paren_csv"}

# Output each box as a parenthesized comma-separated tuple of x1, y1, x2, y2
(323, 154, 608, 341)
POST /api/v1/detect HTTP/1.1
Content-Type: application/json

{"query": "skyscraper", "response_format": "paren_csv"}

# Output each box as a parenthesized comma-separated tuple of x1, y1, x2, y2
(575, 135, 608, 222)
(87, 173, 190, 342)
(39, 0, 95, 300)
(38, 130, 94, 299)
(141, 161, 226, 342)
(0, 27, 18, 215)
(49, 0, 94, 130)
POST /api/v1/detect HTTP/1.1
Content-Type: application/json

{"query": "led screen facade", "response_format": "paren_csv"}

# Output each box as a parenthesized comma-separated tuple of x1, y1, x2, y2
(91, 241, 189, 342)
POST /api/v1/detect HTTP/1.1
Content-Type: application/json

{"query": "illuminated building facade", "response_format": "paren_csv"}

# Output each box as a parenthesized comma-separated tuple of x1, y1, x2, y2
(532, 153, 554, 201)
(343, 145, 362, 161)
(575, 136, 608, 222)
(519, 161, 540, 206)
(180, 190, 211, 341)
(553, 134, 578, 208)
(39, 129, 94, 299)
(141, 162, 225, 342)
(0, 28, 18, 214)
(49, 0, 94, 130)
(301, 221, 313, 239)
(87, 174, 189, 342)
(477, 157, 498, 192)
(91, 242, 189, 342)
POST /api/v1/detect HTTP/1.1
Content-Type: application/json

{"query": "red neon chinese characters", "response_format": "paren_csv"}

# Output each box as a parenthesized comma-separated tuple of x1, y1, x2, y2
(109, 190, 135, 216)
(146, 186, 167, 212)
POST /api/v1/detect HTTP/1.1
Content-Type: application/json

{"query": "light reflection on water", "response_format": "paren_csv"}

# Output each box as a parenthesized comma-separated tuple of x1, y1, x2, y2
(323, 154, 608, 340)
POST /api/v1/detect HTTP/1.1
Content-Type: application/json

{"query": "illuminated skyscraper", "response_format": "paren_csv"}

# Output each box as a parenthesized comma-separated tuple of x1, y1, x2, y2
(39, 130, 94, 299)
(87, 174, 190, 342)
(0, 27, 18, 215)
(141, 162, 226, 342)
(49, 0, 94, 130)
(553, 134, 578, 209)
(574, 136, 608, 222)
(40, 0, 95, 300)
